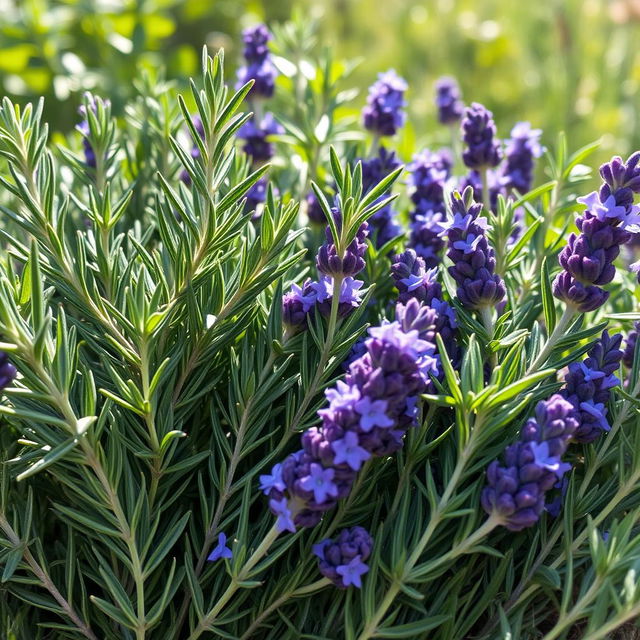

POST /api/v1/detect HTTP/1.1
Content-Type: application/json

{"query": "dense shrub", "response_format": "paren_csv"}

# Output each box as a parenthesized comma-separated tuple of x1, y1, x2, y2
(1, 21, 640, 640)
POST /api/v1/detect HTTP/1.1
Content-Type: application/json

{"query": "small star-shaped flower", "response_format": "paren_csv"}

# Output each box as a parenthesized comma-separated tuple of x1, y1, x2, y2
(580, 400, 610, 431)
(332, 431, 371, 470)
(354, 396, 393, 432)
(579, 362, 605, 382)
(399, 273, 425, 292)
(336, 555, 369, 588)
(453, 233, 483, 254)
(207, 532, 233, 562)
(269, 497, 296, 533)
(299, 463, 338, 504)
(259, 462, 286, 495)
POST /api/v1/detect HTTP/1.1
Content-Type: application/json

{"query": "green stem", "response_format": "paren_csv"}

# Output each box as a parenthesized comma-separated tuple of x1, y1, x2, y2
(357, 419, 488, 640)
(0, 514, 98, 640)
(480, 167, 491, 213)
(240, 578, 330, 640)
(526, 305, 575, 375)
(187, 525, 281, 640)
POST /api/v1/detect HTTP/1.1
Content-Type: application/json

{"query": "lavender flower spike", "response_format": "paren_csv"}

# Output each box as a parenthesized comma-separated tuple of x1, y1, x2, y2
(313, 526, 373, 588)
(435, 76, 464, 125)
(362, 70, 408, 137)
(0, 352, 17, 391)
(445, 188, 506, 309)
(553, 152, 640, 311)
(623, 321, 640, 368)
(316, 211, 369, 278)
(501, 122, 543, 195)
(482, 395, 577, 530)
(562, 330, 623, 443)
(461, 102, 502, 170)
(236, 24, 277, 98)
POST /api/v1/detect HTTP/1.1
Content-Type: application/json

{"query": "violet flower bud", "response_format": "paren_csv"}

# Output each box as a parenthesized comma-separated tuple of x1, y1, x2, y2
(238, 113, 283, 164)
(445, 188, 506, 309)
(435, 76, 464, 126)
(0, 352, 17, 391)
(461, 102, 502, 170)
(313, 526, 373, 588)
(316, 211, 369, 278)
(623, 321, 640, 368)
(500, 122, 543, 195)
(362, 70, 407, 137)
(562, 330, 623, 443)
(236, 25, 277, 98)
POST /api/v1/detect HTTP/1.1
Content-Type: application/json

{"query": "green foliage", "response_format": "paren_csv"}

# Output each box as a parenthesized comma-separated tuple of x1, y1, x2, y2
(0, 10, 639, 640)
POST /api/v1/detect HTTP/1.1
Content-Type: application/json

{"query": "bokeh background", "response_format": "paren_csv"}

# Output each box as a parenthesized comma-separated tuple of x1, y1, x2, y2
(1, 0, 640, 164)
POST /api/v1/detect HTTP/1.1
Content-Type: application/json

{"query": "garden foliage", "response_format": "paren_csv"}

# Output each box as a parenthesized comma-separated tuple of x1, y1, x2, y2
(1, 20, 640, 640)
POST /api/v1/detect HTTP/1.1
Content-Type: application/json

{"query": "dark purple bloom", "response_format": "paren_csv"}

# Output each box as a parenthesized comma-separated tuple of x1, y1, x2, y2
(500, 122, 543, 195)
(445, 188, 506, 309)
(241, 24, 271, 63)
(362, 70, 407, 137)
(313, 276, 364, 318)
(76, 93, 111, 169)
(238, 113, 283, 164)
(623, 321, 640, 368)
(360, 147, 402, 247)
(461, 102, 502, 170)
(282, 278, 317, 333)
(435, 76, 464, 125)
(407, 149, 452, 266)
(554, 153, 640, 311)
(483, 394, 577, 529)
(306, 192, 327, 225)
(265, 300, 439, 529)
(519, 394, 579, 457)
(316, 211, 369, 278)
(243, 177, 269, 218)
(207, 532, 233, 562)
(313, 526, 373, 588)
(391, 250, 442, 305)
(0, 352, 17, 391)
(236, 25, 277, 98)
(562, 331, 623, 442)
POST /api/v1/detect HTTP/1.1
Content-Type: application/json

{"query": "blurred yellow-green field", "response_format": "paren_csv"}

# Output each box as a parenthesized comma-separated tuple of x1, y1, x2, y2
(1, 0, 639, 165)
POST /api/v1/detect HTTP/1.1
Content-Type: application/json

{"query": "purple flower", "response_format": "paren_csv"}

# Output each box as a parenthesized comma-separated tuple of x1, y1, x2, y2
(336, 555, 369, 588)
(299, 464, 339, 504)
(306, 191, 327, 225)
(76, 93, 111, 169)
(236, 25, 277, 98)
(407, 150, 452, 267)
(269, 497, 296, 533)
(317, 211, 369, 278)
(483, 395, 577, 529)
(354, 396, 393, 431)
(359, 147, 402, 248)
(238, 113, 283, 164)
(331, 431, 371, 471)
(207, 532, 233, 562)
(313, 276, 364, 318)
(324, 380, 361, 411)
(500, 122, 542, 195)
(529, 441, 571, 478)
(445, 188, 506, 309)
(0, 352, 17, 391)
(562, 331, 623, 443)
(554, 153, 640, 311)
(435, 76, 464, 125)
(259, 462, 286, 495)
(362, 70, 407, 137)
(282, 279, 318, 333)
(313, 526, 373, 588)
(461, 102, 502, 170)
(623, 321, 640, 368)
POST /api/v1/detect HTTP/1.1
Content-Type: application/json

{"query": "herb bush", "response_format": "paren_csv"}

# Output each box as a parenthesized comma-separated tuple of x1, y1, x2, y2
(1, 21, 640, 640)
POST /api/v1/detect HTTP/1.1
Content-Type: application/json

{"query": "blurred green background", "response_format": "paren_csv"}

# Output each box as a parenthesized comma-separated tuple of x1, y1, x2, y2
(1, 0, 639, 163)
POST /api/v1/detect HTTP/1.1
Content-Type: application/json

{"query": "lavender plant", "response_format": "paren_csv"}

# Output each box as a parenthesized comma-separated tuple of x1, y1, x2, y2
(1, 20, 640, 640)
